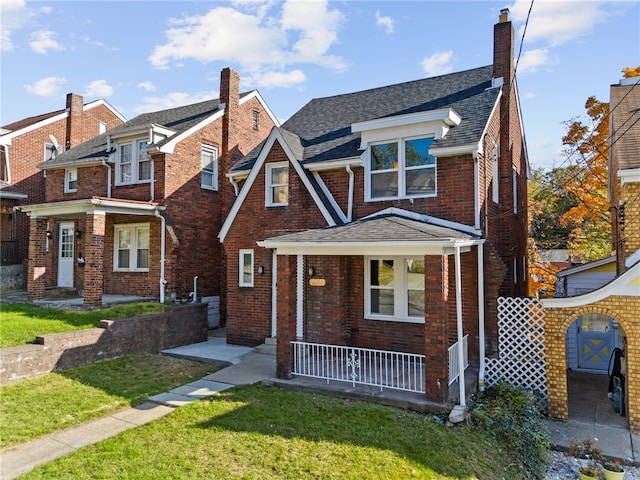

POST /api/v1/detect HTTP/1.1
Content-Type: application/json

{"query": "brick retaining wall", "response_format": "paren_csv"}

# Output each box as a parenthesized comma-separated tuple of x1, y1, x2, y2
(0, 303, 208, 383)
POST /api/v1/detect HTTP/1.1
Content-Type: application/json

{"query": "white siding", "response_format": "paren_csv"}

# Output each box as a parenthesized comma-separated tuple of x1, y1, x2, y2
(566, 271, 616, 296)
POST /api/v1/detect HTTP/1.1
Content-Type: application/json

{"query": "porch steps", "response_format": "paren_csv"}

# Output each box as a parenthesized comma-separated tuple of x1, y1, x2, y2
(255, 337, 276, 355)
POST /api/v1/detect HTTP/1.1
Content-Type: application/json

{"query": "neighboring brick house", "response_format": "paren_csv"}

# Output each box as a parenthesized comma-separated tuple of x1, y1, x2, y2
(219, 10, 529, 405)
(20, 68, 278, 316)
(0, 94, 125, 279)
(542, 75, 640, 431)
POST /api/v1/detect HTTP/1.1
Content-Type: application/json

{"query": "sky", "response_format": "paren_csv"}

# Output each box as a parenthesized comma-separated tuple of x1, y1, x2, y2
(1, 0, 638, 170)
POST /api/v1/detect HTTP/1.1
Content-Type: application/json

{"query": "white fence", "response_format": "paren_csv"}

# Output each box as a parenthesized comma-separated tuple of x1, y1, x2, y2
(291, 341, 426, 393)
(485, 297, 548, 407)
(448, 334, 469, 385)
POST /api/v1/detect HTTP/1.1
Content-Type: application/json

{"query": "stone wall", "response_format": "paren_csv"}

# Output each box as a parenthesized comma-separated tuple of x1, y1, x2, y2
(0, 303, 207, 383)
(0, 264, 24, 291)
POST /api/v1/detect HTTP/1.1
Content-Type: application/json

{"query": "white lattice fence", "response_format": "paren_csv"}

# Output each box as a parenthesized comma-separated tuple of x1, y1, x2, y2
(485, 297, 548, 409)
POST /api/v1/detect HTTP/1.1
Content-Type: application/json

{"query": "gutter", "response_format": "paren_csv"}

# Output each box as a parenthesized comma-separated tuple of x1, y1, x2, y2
(154, 210, 167, 304)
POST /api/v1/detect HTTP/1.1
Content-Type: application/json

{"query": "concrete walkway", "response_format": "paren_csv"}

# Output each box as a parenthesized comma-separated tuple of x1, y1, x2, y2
(1, 335, 638, 479)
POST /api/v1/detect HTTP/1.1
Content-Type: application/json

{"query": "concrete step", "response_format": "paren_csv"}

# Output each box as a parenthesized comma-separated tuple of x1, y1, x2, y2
(255, 343, 276, 355)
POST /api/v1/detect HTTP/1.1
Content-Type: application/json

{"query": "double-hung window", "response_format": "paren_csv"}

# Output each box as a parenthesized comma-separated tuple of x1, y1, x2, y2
(266, 162, 289, 206)
(114, 224, 150, 272)
(369, 137, 436, 200)
(64, 168, 77, 193)
(365, 257, 425, 323)
(201, 145, 218, 190)
(239, 249, 254, 287)
(116, 140, 150, 185)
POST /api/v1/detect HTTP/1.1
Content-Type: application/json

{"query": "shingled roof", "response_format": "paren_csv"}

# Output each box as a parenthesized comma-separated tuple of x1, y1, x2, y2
(231, 65, 499, 173)
(40, 93, 252, 169)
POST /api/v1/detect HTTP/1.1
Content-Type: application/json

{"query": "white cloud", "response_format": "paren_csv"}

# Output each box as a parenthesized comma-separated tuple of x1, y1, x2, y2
(420, 51, 454, 77)
(82, 80, 114, 98)
(1, 0, 33, 51)
(138, 81, 157, 92)
(516, 48, 552, 74)
(375, 11, 395, 34)
(509, 0, 610, 47)
(29, 30, 64, 54)
(245, 69, 307, 89)
(149, 0, 346, 88)
(132, 92, 216, 115)
(25, 76, 65, 96)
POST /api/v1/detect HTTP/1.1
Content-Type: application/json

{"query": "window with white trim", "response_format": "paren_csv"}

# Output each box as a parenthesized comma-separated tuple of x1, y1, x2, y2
(367, 137, 436, 200)
(113, 224, 150, 272)
(44, 143, 55, 162)
(492, 142, 499, 203)
(201, 145, 218, 190)
(64, 168, 77, 193)
(116, 140, 150, 185)
(365, 257, 425, 322)
(239, 249, 254, 287)
(266, 162, 289, 206)
(512, 165, 518, 214)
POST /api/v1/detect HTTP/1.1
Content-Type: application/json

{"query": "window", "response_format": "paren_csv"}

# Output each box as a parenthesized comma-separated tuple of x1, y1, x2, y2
(512, 165, 518, 214)
(239, 249, 254, 287)
(492, 142, 499, 203)
(44, 142, 55, 162)
(365, 257, 425, 322)
(64, 168, 77, 193)
(266, 162, 289, 206)
(201, 145, 218, 190)
(252, 110, 260, 131)
(116, 140, 150, 185)
(113, 224, 150, 272)
(368, 137, 436, 200)
(99, 122, 107, 134)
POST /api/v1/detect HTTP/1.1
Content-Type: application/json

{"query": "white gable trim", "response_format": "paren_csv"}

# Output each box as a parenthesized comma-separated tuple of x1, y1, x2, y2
(619, 168, 640, 185)
(85, 99, 127, 123)
(362, 207, 481, 236)
(241, 91, 281, 128)
(0, 112, 67, 145)
(218, 129, 338, 242)
(541, 261, 640, 309)
(159, 108, 224, 154)
(312, 171, 348, 224)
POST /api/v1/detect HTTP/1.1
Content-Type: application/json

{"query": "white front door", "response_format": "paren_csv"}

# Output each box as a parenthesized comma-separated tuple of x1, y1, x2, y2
(57, 222, 74, 287)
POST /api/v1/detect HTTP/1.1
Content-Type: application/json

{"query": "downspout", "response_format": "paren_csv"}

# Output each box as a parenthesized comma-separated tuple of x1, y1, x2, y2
(154, 210, 166, 303)
(477, 243, 486, 391)
(473, 150, 481, 231)
(101, 159, 112, 198)
(229, 175, 239, 196)
(454, 245, 466, 406)
(346, 164, 354, 222)
(149, 157, 154, 202)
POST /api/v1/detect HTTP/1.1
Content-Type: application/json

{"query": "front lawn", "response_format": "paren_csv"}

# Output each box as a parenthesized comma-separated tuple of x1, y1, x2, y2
(20, 385, 516, 479)
(0, 354, 213, 448)
(0, 302, 164, 348)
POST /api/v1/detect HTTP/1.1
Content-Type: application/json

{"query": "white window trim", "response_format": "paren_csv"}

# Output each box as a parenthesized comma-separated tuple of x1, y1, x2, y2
(492, 142, 499, 204)
(113, 223, 150, 272)
(64, 168, 77, 193)
(364, 256, 425, 324)
(114, 139, 151, 186)
(365, 136, 437, 202)
(512, 165, 518, 214)
(201, 145, 218, 191)
(265, 162, 289, 207)
(239, 249, 254, 287)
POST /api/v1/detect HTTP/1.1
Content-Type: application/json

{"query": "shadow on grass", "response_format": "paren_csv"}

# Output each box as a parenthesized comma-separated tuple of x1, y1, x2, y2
(191, 384, 506, 479)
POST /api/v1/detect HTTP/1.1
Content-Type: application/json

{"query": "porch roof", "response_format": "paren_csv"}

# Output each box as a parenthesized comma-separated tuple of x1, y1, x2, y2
(18, 196, 165, 218)
(258, 213, 482, 256)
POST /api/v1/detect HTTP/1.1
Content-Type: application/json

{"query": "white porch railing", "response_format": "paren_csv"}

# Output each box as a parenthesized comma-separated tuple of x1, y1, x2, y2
(448, 334, 469, 385)
(291, 341, 426, 393)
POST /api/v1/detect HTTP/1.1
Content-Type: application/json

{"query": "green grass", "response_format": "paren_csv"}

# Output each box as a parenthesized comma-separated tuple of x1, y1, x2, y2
(19, 386, 516, 479)
(0, 354, 213, 448)
(0, 302, 165, 348)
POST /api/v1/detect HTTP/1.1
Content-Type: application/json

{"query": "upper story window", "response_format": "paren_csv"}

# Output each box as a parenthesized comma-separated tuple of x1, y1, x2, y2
(116, 140, 150, 185)
(99, 122, 107, 134)
(0, 145, 8, 183)
(201, 145, 218, 190)
(113, 223, 150, 272)
(266, 162, 289, 206)
(367, 137, 436, 200)
(512, 165, 518, 214)
(252, 110, 260, 131)
(365, 257, 425, 323)
(64, 168, 77, 193)
(44, 142, 55, 162)
(492, 142, 499, 204)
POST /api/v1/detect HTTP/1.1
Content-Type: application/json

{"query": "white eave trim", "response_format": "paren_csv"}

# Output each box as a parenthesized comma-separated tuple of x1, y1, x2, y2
(430, 143, 481, 158)
(304, 157, 362, 172)
(541, 261, 640, 308)
(0, 111, 67, 144)
(0, 190, 28, 199)
(159, 109, 224, 154)
(39, 157, 107, 171)
(351, 107, 461, 133)
(241, 91, 281, 128)
(363, 207, 481, 236)
(619, 168, 640, 185)
(555, 255, 616, 278)
(19, 198, 165, 218)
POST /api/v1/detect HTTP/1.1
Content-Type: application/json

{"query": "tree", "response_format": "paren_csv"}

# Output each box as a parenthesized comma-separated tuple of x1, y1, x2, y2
(558, 96, 611, 262)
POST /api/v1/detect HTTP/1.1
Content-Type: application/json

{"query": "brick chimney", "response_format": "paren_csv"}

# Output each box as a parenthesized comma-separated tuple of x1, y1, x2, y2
(65, 93, 84, 150)
(493, 8, 514, 87)
(219, 67, 240, 218)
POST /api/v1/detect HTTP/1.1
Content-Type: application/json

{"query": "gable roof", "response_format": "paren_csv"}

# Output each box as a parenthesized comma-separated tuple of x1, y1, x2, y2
(610, 77, 640, 171)
(230, 65, 499, 173)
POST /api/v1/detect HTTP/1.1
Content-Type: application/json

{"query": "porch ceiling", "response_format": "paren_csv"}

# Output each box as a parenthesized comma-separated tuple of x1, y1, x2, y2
(18, 196, 165, 218)
(258, 214, 482, 256)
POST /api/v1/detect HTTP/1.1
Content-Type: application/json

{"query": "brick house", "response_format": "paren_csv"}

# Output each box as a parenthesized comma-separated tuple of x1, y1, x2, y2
(20, 68, 278, 316)
(219, 10, 529, 405)
(0, 94, 125, 282)
(542, 75, 640, 431)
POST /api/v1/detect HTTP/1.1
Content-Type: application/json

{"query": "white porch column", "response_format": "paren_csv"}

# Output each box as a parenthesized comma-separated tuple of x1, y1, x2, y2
(454, 246, 466, 406)
(478, 243, 486, 390)
(271, 251, 278, 338)
(296, 254, 304, 339)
